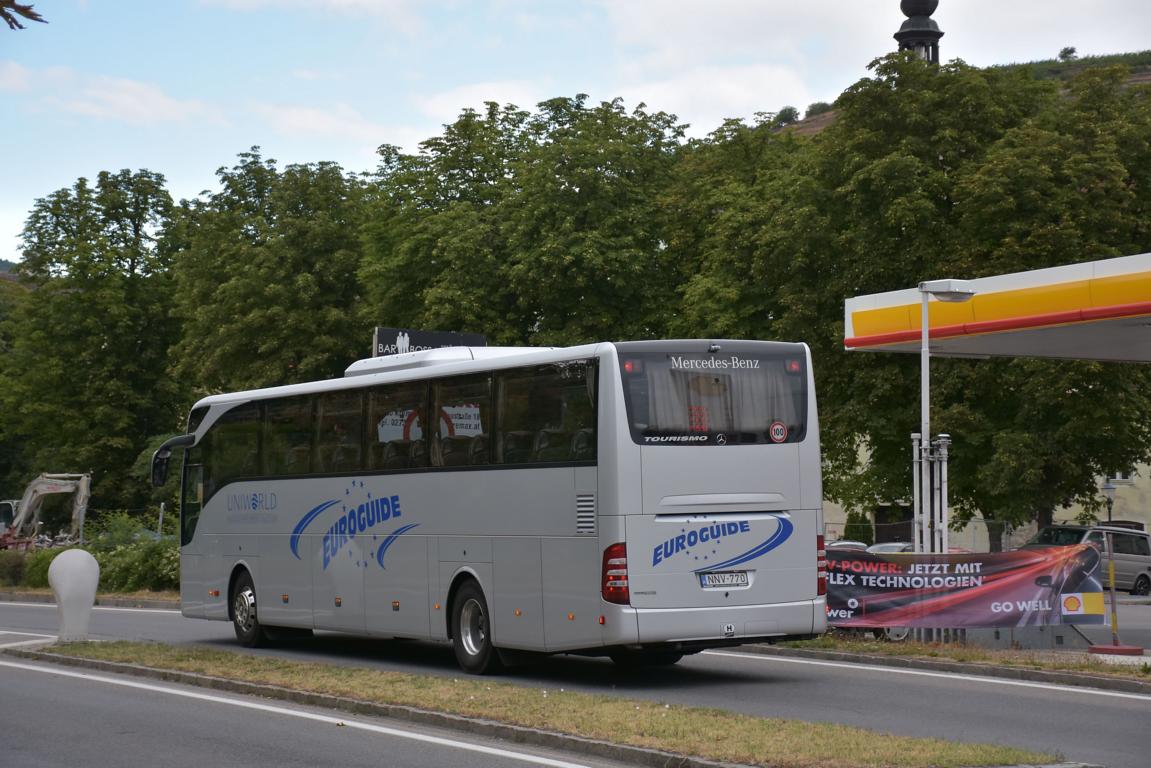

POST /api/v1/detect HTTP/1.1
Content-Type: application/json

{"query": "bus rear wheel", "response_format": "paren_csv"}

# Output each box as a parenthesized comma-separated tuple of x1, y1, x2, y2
(451, 580, 502, 674)
(231, 571, 270, 648)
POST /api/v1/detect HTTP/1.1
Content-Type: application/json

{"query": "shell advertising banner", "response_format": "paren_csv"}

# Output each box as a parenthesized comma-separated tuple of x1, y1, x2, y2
(827, 545, 1108, 628)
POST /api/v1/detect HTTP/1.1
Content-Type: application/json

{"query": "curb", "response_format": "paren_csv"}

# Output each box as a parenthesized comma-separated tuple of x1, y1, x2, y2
(0, 646, 1106, 768)
(742, 644, 1151, 695)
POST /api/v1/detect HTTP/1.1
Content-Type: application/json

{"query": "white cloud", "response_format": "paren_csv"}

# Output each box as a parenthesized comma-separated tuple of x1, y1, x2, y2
(0, 61, 31, 92)
(414, 79, 546, 124)
(254, 102, 386, 141)
(54, 77, 225, 125)
(616, 64, 814, 136)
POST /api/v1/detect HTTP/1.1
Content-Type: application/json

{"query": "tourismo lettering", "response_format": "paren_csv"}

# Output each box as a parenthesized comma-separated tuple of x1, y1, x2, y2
(652, 521, 751, 566)
(322, 495, 401, 569)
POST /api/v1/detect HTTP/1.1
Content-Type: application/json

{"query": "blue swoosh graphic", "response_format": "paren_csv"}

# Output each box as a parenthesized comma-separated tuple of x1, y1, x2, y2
(694, 517, 794, 573)
(290, 499, 340, 559)
(376, 523, 420, 569)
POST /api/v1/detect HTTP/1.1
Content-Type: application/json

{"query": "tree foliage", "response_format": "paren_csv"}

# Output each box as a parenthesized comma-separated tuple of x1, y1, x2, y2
(0, 170, 178, 507)
(171, 149, 368, 393)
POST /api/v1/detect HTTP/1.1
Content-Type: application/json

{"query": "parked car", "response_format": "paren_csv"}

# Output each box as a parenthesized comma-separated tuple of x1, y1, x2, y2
(1022, 524, 1151, 595)
(827, 539, 869, 551)
(866, 541, 913, 554)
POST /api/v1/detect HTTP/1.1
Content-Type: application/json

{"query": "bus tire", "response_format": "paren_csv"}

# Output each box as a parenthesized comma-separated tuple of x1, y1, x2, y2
(451, 580, 502, 674)
(231, 571, 270, 648)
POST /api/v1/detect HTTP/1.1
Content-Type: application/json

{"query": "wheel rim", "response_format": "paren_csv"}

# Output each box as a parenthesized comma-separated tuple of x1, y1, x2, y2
(1136, 577, 1150, 596)
(234, 586, 256, 633)
(459, 597, 487, 657)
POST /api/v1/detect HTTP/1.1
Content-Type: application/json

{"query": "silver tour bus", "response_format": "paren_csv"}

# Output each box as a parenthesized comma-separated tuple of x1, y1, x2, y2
(152, 340, 827, 673)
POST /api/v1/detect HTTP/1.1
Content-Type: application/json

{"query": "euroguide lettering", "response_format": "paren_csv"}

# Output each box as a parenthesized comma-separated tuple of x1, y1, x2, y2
(289, 480, 417, 571)
(322, 493, 402, 569)
(651, 517, 794, 574)
(653, 521, 751, 566)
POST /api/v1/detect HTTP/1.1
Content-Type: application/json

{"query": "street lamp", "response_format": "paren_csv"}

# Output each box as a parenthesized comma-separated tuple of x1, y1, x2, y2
(1101, 481, 1116, 523)
(917, 279, 976, 554)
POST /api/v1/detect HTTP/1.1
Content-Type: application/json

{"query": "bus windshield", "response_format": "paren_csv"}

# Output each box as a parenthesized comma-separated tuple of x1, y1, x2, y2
(617, 341, 808, 446)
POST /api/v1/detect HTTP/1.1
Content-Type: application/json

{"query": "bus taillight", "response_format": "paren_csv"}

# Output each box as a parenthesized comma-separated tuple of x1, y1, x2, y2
(601, 543, 630, 605)
(816, 534, 827, 596)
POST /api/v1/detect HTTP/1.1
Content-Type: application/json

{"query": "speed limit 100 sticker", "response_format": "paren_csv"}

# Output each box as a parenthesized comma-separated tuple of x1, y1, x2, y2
(769, 421, 788, 443)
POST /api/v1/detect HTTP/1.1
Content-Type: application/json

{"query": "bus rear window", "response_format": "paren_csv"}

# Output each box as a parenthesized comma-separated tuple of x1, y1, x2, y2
(617, 342, 808, 446)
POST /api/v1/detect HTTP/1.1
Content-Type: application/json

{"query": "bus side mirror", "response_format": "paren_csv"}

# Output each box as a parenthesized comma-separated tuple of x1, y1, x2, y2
(151, 434, 196, 488)
(151, 449, 171, 487)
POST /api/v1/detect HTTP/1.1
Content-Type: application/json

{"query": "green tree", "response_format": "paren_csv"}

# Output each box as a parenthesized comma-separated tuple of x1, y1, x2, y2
(0, 170, 179, 508)
(843, 510, 874, 545)
(360, 104, 532, 344)
(672, 53, 1151, 543)
(501, 96, 685, 344)
(172, 150, 368, 392)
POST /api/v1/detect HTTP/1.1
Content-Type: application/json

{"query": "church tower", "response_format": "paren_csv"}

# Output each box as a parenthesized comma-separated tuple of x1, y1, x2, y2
(894, 0, 943, 63)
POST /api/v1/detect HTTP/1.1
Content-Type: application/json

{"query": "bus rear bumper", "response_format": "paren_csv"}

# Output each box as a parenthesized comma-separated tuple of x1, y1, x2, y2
(624, 597, 826, 646)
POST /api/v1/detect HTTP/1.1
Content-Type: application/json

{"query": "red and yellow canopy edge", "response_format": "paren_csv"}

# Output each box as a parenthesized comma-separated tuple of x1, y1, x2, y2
(845, 270, 1151, 349)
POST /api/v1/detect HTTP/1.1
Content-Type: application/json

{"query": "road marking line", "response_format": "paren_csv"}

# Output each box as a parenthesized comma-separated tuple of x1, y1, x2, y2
(0, 631, 56, 648)
(701, 650, 1151, 702)
(0, 659, 595, 768)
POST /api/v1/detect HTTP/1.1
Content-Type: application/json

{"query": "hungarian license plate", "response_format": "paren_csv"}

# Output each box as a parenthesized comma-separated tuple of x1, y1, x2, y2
(698, 571, 749, 588)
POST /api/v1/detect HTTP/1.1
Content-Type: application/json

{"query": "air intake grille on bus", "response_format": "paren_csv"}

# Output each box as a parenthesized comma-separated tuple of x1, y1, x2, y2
(576, 494, 596, 535)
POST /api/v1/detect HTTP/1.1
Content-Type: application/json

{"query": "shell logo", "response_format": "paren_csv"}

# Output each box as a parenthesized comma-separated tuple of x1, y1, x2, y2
(1062, 595, 1082, 613)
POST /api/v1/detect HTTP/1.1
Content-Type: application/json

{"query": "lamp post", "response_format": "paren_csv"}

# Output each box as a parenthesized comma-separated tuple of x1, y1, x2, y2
(1101, 481, 1116, 523)
(916, 279, 976, 554)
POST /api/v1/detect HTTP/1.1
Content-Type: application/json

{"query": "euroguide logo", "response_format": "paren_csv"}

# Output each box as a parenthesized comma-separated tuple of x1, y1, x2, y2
(651, 517, 793, 571)
(290, 480, 418, 570)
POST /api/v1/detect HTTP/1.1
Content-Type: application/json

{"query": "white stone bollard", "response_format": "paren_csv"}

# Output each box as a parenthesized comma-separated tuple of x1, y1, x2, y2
(48, 549, 100, 642)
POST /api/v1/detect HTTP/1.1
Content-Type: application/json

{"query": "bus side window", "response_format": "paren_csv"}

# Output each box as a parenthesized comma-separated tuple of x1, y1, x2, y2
(368, 382, 428, 471)
(265, 397, 314, 477)
(496, 360, 596, 465)
(206, 402, 262, 492)
(316, 390, 364, 474)
(432, 374, 491, 468)
(181, 446, 203, 547)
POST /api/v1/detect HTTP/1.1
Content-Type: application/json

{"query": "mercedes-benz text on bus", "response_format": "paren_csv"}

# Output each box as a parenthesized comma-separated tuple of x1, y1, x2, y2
(152, 340, 827, 673)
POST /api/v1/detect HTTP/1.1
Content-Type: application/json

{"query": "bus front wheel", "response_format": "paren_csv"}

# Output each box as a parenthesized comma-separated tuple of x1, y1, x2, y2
(231, 571, 270, 648)
(451, 580, 502, 674)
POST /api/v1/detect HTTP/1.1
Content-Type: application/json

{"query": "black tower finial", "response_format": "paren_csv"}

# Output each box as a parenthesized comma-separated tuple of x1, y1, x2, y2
(894, 0, 943, 64)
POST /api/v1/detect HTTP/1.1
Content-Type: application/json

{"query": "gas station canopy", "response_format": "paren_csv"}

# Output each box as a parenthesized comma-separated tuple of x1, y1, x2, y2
(843, 253, 1151, 362)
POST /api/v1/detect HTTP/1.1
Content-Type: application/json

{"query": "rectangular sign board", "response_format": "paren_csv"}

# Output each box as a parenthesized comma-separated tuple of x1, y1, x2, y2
(373, 327, 487, 357)
(826, 545, 1107, 628)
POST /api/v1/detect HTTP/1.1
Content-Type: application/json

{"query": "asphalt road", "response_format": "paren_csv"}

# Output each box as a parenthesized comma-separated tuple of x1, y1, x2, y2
(2, 601, 1150, 768)
(0, 655, 629, 768)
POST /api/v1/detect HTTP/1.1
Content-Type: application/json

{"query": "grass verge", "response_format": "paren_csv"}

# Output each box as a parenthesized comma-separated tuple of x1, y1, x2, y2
(788, 633, 1151, 679)
(46, 640, 1056, 768)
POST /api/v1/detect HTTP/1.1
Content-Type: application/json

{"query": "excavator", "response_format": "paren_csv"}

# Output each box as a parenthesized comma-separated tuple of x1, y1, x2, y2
(0, 473, 91, 551)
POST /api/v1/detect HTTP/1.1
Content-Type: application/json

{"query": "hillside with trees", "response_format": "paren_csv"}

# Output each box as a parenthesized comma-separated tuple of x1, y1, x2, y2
(1, 53, 1149, 542)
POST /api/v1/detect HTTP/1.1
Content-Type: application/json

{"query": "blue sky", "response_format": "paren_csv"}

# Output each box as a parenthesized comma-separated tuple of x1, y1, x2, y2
(3, 0, 1150, 264)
